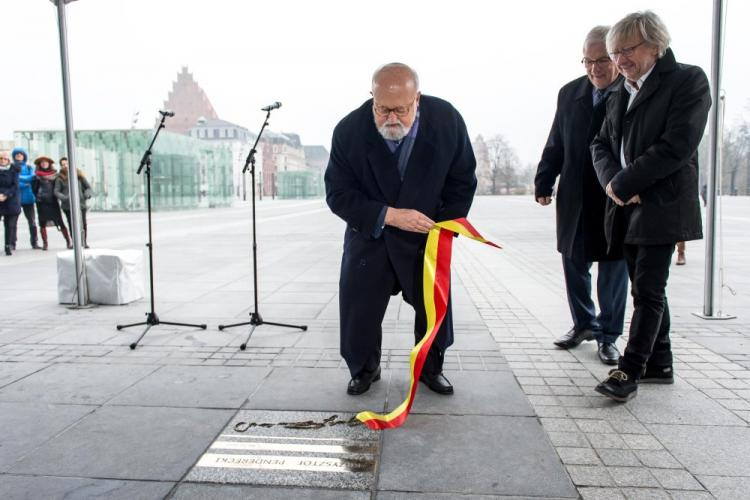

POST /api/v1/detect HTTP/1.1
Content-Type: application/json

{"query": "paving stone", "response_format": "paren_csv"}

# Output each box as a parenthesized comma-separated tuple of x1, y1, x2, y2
(566, 465, 615, 487)
(244, 367, 387, 413)
(0, 475, 173, 500)
(548, 430, 590, 447)
(597, 449, 641, 467)
(628, 383, 745, 426)
(620, 487, 671, 499)
(388, 370, 534, 416)
(9, 406, 233, 480)
(379, 414, 576, 497)
(0, 362, 48, 389)
(557, 447, 601, 465)
(587, 433, 627, 449)
(698, 475, 750, 500)
(108, 365, 270, 408)
(634, 450, 683, 469)
(621, 434, 664, 451)
(0, 402, 95, 471)
(650, 469, 704, 491)
(579, 487, 626, 500)
(171, 484, 369, 499)
(609, 467, 660, 488)
(0, 363, 157, 405)
(649, 424, 750, 476)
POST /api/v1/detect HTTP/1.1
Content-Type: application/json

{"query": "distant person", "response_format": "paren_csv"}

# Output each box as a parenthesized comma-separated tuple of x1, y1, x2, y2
(10, 147, 41, 250)
(591, 11, 710, 401)
(534, 26, 628, 365)
(0, 150, 21, 255)
(55, 157, 93, 248)
(325, 62, 477, 395)
(32, 156, 71, 250)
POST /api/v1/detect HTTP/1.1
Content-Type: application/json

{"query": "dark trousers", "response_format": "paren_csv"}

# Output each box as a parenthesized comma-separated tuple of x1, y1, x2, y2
(339, 239, 451, 378)
(19, 204, 38, 247)
(63, 209, 88, 234)
(619, 243, 675, 379)
(561, 221, 628, 343)
(2, 213, 19, 248)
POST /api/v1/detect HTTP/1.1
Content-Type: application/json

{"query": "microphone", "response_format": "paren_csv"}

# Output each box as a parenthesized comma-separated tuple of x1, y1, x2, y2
(159, 110, 175, 117)
(261, 101, 282, 112)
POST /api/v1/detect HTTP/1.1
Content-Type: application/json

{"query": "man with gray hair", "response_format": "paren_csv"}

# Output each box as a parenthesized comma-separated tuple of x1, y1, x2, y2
(591, 11, 710, 401)
(325, 63, 477, 396)
(535, 26, 628, 365)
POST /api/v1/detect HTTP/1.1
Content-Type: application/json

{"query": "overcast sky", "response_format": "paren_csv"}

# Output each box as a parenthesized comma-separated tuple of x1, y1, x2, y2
(2, 0, 749, 165)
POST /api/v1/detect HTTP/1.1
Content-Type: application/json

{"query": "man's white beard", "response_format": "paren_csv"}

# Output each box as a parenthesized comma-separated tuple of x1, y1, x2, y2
(376, 120, 410, 141)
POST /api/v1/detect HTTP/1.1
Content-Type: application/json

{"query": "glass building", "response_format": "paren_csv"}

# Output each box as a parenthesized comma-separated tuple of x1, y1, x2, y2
(13, 129, 233, 211)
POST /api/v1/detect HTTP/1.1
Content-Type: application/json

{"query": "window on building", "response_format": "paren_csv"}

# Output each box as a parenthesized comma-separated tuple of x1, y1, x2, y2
(214, 129, 219, 139)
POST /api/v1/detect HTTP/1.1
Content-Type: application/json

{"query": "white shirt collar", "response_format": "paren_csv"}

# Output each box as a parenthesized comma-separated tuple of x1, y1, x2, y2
(623, 62, 657, 95)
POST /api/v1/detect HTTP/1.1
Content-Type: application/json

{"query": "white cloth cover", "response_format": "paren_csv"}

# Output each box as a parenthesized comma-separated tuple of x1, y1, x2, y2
(57, 249, 145, 305)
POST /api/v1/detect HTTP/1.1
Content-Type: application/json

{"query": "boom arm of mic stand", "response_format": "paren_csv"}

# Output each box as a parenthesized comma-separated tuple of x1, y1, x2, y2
(243, 110, 272, 174)
(138, 117, 167, 175)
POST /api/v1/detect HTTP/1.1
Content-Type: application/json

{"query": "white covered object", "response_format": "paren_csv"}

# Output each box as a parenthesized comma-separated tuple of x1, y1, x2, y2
(56, 249, 145, 305)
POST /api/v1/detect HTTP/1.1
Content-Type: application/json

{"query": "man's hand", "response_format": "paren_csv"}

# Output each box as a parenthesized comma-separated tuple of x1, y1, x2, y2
(626, 194, 641, 205)
(536, 196, 552, 206)
(384, 207, 435, 234)
(0, 194, 6, 202)
(605, 182, 625, 206)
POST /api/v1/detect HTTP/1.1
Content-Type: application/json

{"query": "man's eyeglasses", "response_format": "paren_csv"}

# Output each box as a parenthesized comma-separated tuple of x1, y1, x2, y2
(581, 57, 612, 67)
(373, 99, 416, 117)
(608, 41, 646, 60)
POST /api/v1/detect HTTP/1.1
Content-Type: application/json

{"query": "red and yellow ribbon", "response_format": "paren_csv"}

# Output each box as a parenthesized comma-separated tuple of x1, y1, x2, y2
(356, 218, 500, 430)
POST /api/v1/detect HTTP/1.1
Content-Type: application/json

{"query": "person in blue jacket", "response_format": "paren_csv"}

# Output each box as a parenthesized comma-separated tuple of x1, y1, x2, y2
(0, 150, 21, 255)
(11, 147, 41, 249)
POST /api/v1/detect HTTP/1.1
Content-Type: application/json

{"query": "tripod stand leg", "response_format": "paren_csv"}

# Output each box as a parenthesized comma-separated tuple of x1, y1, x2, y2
(117, 321, 149, 331)
(263, 320, 308, 331)
(240, 324, 258, 351)
(130, 324, 154, 350)
(160, 321, 207, 329)
(218, 321, 253, 331)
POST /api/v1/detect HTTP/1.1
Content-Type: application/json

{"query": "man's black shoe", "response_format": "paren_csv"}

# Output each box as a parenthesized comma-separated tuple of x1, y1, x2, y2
(419, 372, 453, 395)
(554, 327, 595, 349)
(639, 366, 674, 384)
(595, 369, 638, 402)
(347, 366, 381, 395)
(597, 341, 620, 365)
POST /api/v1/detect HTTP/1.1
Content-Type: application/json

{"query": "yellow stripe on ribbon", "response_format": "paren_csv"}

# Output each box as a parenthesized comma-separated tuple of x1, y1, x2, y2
(356, 218, 500, 430)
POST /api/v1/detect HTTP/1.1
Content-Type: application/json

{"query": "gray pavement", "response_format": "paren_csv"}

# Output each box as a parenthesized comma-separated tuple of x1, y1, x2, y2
(0, 196, 748, 499)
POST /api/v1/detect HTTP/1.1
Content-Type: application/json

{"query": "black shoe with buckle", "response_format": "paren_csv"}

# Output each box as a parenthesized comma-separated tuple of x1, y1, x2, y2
(597, 341, 620, 365)
(347, 366, 381, 395)
(420, 372, 454, 395)
(554, 327, 595, 349)
(595, 369, 638, 402)
(639, 366, 674, 384)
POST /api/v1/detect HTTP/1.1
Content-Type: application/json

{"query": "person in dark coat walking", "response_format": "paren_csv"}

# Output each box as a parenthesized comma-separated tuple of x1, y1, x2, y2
(55, 157, 93, 248)
(32, 157, 72, 250)
(325, 63, 477, 396)
(0, 150, 21, 255)
(591, 11, 711, 401)
(535, 26, 629, 365)
(10, 147, 40, 250)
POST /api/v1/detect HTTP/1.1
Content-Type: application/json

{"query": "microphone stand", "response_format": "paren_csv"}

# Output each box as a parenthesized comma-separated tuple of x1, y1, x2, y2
(218, 108, 307, 349)
(117, 113, 207, 349)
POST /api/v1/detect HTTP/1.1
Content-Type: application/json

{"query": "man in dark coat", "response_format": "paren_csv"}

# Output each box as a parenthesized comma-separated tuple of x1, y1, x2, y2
(591, 11, 711, 401)
(535, 26, 629, 365)
(325, 63, 477, 396)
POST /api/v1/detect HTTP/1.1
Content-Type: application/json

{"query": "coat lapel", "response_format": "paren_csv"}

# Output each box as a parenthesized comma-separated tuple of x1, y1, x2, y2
(399, 111, 436, 203)
(366, 120, 402, 206)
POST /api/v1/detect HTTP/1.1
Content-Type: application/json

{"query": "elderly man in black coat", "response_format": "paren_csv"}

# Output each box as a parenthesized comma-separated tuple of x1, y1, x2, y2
(591, 11, 711, 401)
(535, 26, 629, 365)
(325, 63, 477, 396)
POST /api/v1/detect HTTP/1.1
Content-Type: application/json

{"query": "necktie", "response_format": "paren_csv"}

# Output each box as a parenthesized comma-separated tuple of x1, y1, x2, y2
(593, 88, 607, 107)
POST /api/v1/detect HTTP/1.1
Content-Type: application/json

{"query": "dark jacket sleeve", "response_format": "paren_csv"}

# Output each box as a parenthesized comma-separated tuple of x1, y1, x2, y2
(54, 177, 67, 202)
(591, 114, 622, 190)
(437, 111, 477, 221)
(324, 122, 386, 237)
(0, 171, 19, 199)
(610, 67, 711, 200)
(534, 89, 564, 198)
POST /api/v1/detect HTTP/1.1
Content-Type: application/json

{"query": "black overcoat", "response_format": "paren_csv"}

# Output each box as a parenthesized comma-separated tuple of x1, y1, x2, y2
(325, 95, 477, 374)
(535, 75, 623, 261)
(591, 49, 711, 247)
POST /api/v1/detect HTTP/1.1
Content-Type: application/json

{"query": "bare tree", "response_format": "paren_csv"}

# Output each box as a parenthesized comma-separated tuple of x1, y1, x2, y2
(485, 134, 521, 194)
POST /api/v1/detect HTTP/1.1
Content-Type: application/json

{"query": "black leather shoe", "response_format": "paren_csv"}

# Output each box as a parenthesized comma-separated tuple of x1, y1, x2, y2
(639, 366, 674, 384)
(554, 328, 594, 349)
(347, 366, 381, 395)
(420, 372, 453, 395)
(597, 341, 620, 365)
(595, 369, 638, 402)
